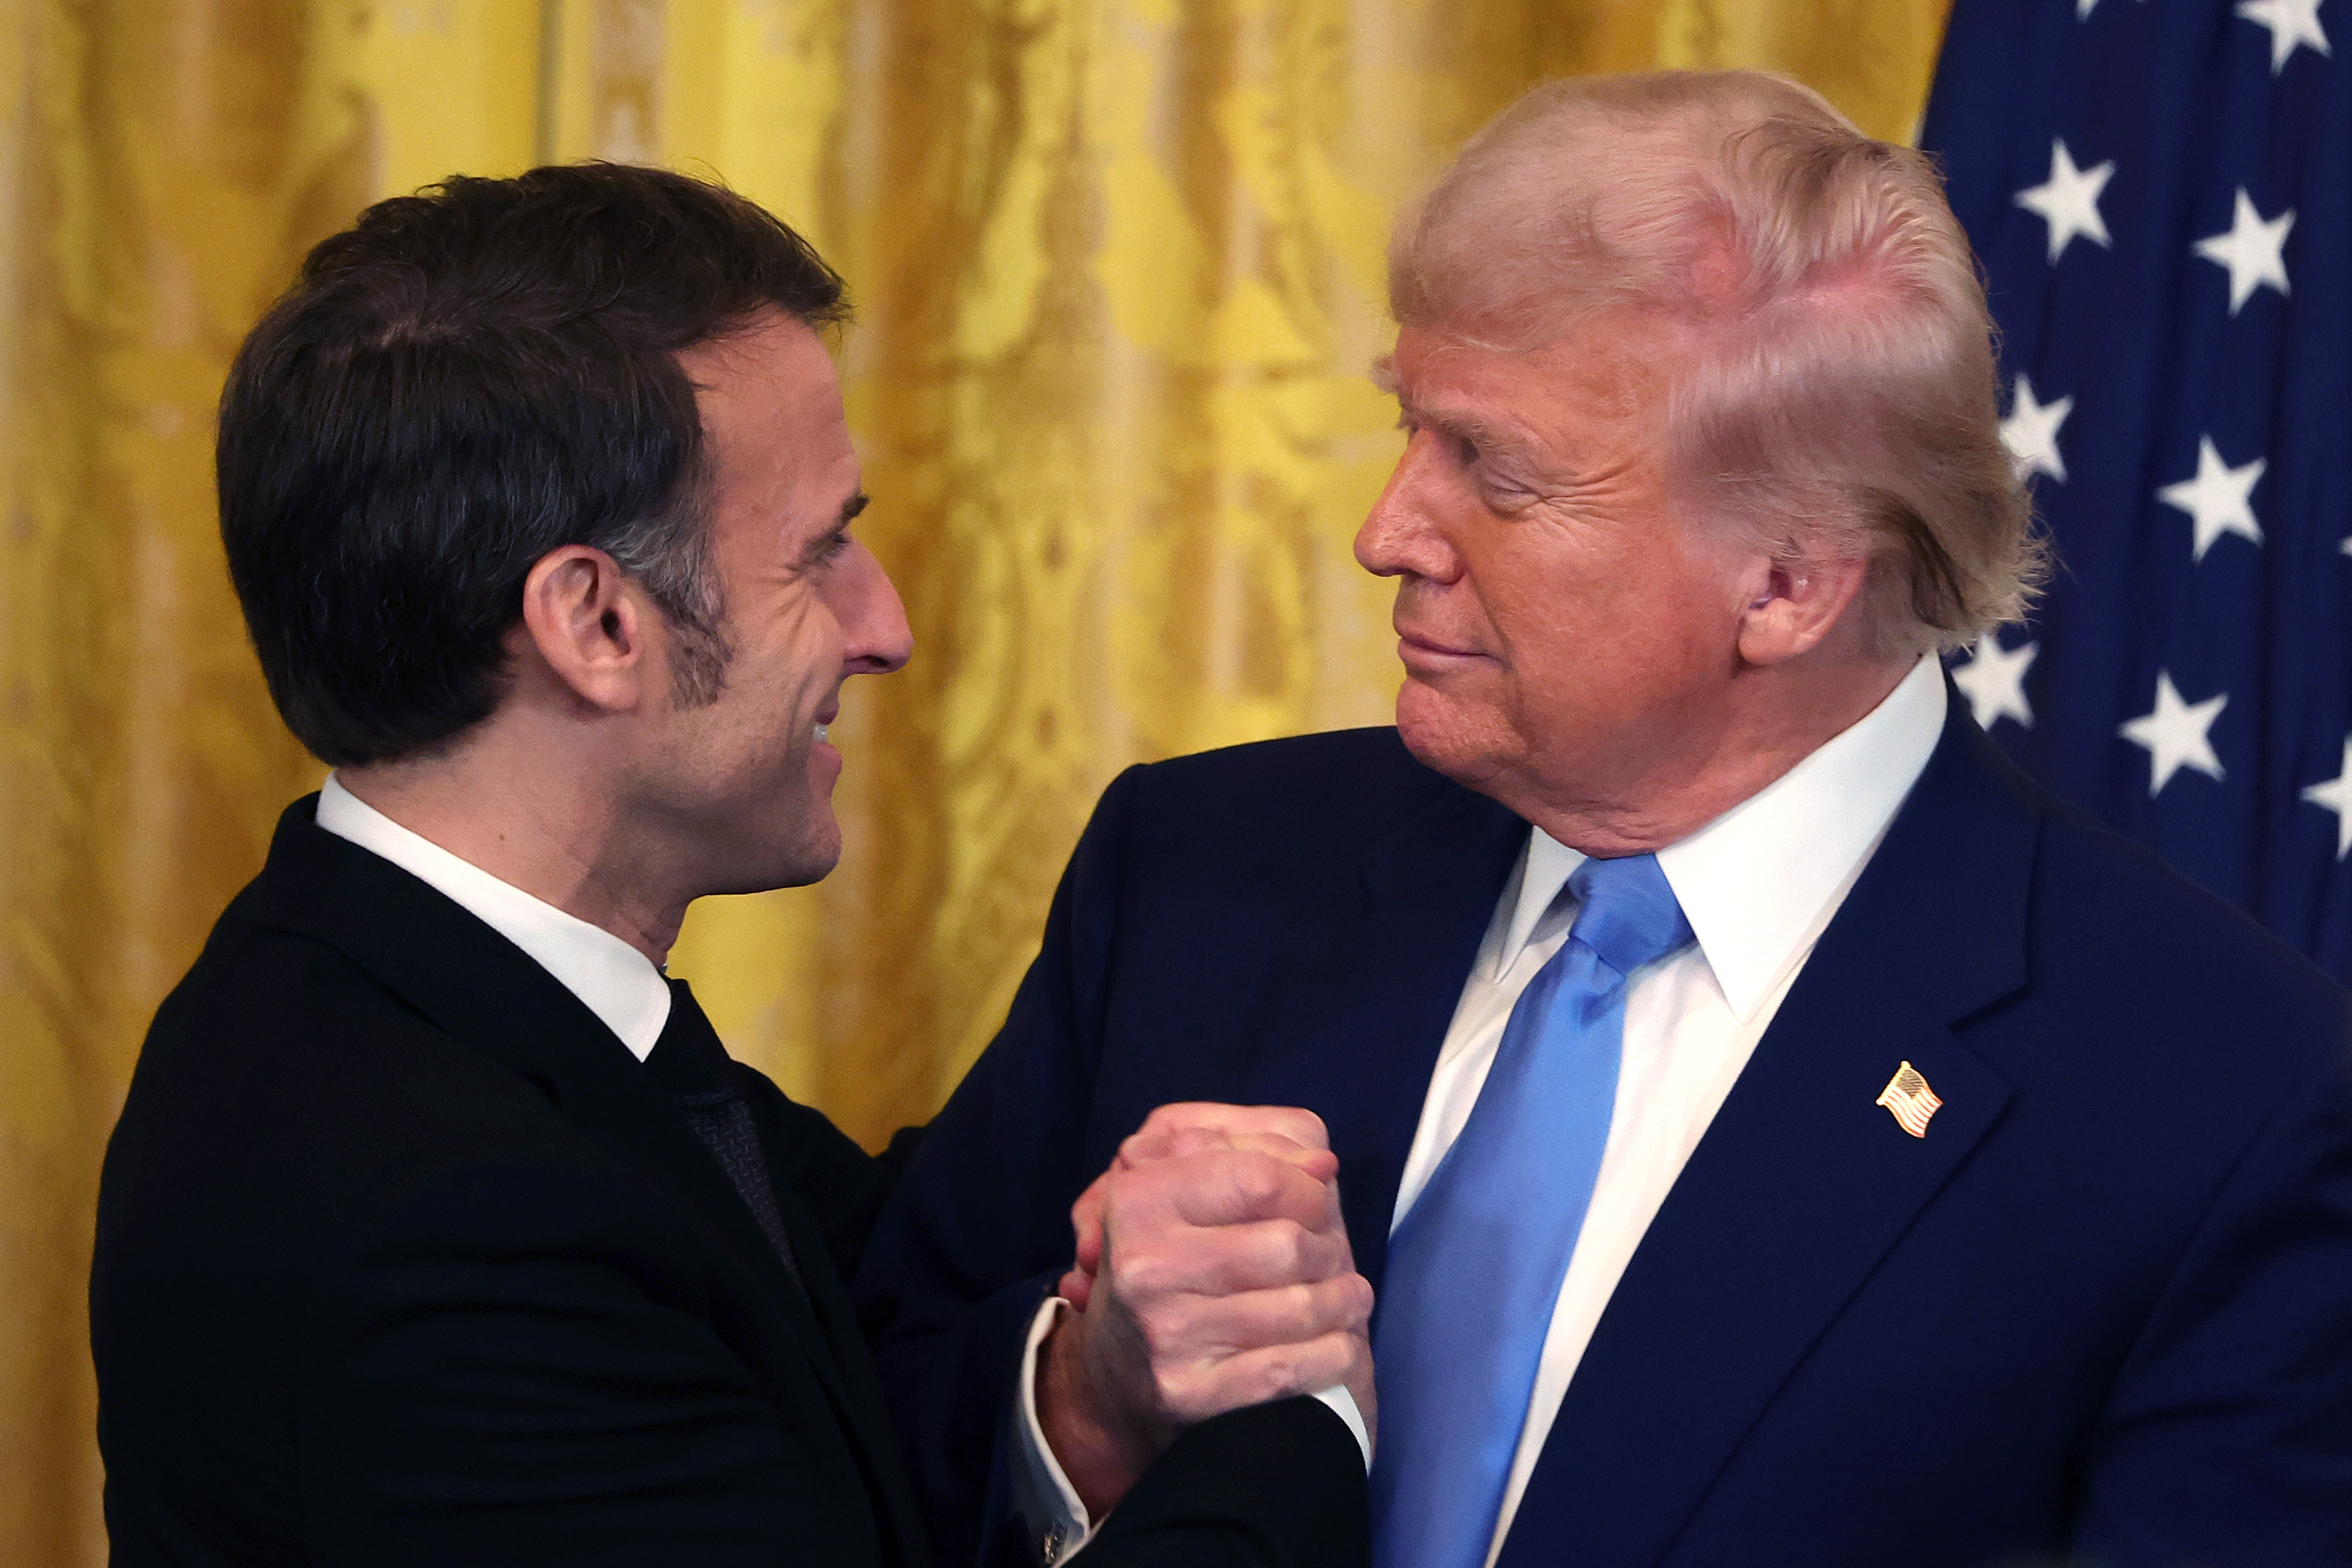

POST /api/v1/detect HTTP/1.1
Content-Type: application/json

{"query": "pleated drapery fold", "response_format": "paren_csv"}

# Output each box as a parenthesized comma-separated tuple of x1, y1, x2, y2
(0, 4, 1948, 1560)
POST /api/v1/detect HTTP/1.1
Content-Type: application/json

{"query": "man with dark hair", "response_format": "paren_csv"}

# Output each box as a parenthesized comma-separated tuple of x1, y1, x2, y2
(90, 164, 1373, 1568)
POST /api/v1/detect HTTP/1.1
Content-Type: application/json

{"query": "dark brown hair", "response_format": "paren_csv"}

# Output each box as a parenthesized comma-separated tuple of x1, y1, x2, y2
(218, 162, 848, 766)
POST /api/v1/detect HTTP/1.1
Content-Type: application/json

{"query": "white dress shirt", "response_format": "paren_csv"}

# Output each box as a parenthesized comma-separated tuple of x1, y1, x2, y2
(313, 775, 673, 1058)
(1396, 653, 1948, 1568)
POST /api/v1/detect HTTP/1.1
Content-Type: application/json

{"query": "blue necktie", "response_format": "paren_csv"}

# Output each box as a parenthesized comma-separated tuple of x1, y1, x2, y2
(1371, 852, 1693, 1568)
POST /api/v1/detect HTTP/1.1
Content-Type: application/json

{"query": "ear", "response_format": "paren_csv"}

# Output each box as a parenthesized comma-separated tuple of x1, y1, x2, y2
(514, 545, 654, 713)
(1734, 543, 1873, 667)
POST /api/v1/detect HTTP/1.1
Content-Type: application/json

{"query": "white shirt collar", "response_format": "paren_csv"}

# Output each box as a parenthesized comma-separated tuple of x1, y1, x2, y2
(313, 775, 673, 1059)
(1498, 654, 1948, 1021)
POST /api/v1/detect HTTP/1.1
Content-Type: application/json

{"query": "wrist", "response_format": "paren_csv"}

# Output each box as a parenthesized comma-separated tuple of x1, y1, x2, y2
(1035, 1304, 1158, 1519)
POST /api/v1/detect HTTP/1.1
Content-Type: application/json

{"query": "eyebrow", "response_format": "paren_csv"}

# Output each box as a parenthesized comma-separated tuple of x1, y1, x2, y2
(1398, 395, 1544, 467)
(793, 491, 870, 570)
(1370, 354, 1544, 467)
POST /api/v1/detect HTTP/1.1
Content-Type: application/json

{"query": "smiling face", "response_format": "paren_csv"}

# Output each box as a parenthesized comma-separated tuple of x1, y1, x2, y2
(632, 313, 910, 894)
(1355, 316, 1756, 837)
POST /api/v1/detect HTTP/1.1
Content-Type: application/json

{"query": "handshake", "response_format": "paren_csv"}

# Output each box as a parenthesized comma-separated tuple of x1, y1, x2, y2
(1035, 1103, 1378, 1520)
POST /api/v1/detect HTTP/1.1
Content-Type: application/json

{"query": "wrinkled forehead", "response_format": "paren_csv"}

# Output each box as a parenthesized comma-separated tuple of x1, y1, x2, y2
(1372, 316, 1696, 489)
(1376, 301, 1700, 416)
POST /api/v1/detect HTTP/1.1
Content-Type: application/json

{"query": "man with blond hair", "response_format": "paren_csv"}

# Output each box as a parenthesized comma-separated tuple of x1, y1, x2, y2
(856, 71, 2352, 1568)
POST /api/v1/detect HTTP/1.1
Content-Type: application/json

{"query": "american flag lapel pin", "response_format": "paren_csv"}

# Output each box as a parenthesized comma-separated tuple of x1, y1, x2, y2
(1875, 1061, 1943, 1138)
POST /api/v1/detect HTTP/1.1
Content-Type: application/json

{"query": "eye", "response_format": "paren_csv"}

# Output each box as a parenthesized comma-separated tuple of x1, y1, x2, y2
(797, 524, 855, 574)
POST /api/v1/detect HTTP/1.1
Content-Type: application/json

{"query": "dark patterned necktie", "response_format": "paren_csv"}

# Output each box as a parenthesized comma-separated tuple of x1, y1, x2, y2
(643, 976, 803, 1291)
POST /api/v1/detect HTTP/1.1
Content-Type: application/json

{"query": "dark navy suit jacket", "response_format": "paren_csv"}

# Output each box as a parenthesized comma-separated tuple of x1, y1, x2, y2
(93, 800, 1371, 1568)
(855, 701, 2352, 1568)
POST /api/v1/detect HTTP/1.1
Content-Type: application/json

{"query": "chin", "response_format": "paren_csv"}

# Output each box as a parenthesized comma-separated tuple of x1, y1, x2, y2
(698, 806, 842, 897)
(1394, 682, 1512, 790)
(767, 824, 844, 891)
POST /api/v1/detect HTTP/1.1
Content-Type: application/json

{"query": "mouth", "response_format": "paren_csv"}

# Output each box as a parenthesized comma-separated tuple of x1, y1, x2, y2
(814, 723, 829, 744)
(1395, 628, 1488, 668)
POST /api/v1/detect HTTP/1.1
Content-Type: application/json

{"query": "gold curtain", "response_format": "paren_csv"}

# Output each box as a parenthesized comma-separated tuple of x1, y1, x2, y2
(0, 2, 1948, 1560)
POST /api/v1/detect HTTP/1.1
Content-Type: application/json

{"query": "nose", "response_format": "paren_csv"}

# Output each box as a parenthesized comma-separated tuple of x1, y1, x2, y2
(1354, 431, 1463, 583)
(838, 538, 913, 676)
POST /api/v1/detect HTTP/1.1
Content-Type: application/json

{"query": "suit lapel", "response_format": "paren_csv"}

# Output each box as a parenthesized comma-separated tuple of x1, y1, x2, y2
(1337, 778, 1527, 1291)
(1497, 705, 2040, 1568)
(246, 801, 894, 1551)
(746, 1084, 932, 1567)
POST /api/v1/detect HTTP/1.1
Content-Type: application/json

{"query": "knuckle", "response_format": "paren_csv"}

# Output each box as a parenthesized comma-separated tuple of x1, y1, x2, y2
(1253, 1346, 1308, 1401)
(1286, 1108, 1331, 1147)
(1286, 1220, 1321, 1273)
(1134, 1313, 1175, 1367)
(1233, 1154, 1286, 1208)
(1260, 1219, 1313, 1280)
(1157, 1363, 1213, 1420)
(1118, 1250, 1178, 1301)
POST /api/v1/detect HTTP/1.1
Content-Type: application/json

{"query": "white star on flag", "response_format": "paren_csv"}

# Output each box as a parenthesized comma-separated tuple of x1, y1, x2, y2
(2000, 377, 2073, 484)
(2119, 672, 2229, 796)
(2193, 189, 2294, 314)
(2236, 0, 2331, 73)
(1953, 636, 2038, 731)
(2304, 738, 2352, 860)
(2157, 437, 2266, 561)
(2015, 141, 2116, 264)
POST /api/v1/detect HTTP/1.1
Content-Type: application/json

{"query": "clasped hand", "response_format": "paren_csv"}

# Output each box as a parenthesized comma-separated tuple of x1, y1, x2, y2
(1035, 1102, 1376, 1518)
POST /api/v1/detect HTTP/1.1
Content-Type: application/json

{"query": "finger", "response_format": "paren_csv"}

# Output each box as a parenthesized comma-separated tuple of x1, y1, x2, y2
(1130, 1102, 1332, 1154)
(1109, 1216, 1358, 1303)
(1120, 1125, 1341, 1183)
(1153, 1329, 1368, 1426)
(1057, 1266, 1095, 1311)
(1139, 1149, 1342, 1231)
(1195, 1269, 1373, 1354)
(1160, 1272, 1375, 1358)
(1069, 1172, 1111, 1274)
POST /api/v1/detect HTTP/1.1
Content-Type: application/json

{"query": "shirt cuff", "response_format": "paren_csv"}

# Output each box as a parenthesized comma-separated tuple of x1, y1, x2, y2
(1313, 1384, 1373, 1471)
(1011, 1296, 1375, 1566)
(1012, 1295, 1095, 1567)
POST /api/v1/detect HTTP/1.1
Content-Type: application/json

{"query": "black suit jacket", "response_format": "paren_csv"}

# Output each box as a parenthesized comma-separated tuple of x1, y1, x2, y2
(92, 798, 1368, 1568)
(858, 708, 2352, 1568)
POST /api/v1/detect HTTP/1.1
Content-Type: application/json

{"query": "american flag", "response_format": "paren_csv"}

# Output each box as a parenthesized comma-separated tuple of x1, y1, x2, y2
(1877, 1061, 1947, 1138)
(1920, 0, 2352, 985)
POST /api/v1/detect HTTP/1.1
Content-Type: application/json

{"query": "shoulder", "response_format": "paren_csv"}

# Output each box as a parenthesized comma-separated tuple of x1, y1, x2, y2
(1893, 718, 2343, 1051)
(1941, 780, 2352, 1176)
(1087, 727, 1479, 865)
(2027, 800, 2346, 1042)
(1125, 726, 1424, 793)
(129, 904, 563, 1165)
(102, 906, 638, 1309)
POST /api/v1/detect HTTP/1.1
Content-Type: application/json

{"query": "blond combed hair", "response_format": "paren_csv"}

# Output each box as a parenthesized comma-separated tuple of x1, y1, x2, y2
(1390, 71, 2044, 655)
